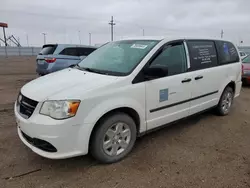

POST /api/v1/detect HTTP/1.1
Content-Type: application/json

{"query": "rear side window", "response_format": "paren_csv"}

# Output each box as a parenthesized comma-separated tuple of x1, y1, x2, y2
(77, 48, 96, 56)
(215, 41, 239, 64)
(59, 48, 78, 56)
(39, 45, 57, 55)
(187, 40, 218, 71)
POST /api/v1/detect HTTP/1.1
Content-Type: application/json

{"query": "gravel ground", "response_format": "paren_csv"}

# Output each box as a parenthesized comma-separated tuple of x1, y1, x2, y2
(0, 56, 250, 188)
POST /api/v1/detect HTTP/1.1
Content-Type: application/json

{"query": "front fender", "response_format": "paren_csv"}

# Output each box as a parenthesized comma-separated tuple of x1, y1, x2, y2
(76, 96, 146, 154)
(83, 97, 146, 133)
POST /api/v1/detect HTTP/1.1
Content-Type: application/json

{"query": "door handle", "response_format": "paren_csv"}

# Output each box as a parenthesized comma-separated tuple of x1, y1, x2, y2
(181, 78, 192, 83)
(195, 75, 203, 80)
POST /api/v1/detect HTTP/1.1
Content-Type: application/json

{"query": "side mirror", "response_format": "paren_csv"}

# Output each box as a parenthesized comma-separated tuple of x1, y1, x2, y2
(143, 66, 168, 80)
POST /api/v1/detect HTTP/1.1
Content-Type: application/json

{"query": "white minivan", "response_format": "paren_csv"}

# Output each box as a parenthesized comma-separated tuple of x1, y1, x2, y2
(15, 37, 242, 163)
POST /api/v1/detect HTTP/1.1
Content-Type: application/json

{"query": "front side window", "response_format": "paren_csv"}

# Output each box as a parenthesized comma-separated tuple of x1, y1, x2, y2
(78, 40, 159, 76)
(215, 41, 239, 64)
(187, 40, 218, 71)
(149, 42, 187, 76)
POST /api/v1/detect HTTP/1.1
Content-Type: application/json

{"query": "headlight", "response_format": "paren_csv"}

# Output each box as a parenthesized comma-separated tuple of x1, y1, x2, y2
(40, 100, 80, 119)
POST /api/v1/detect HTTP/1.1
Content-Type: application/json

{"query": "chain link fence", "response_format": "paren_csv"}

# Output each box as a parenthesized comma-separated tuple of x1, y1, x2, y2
(238, 46, 250, 54)
(0, 47, 41, 57)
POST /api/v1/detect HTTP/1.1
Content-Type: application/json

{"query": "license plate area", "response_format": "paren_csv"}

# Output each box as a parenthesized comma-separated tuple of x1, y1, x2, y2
(37, 60, 44, 64)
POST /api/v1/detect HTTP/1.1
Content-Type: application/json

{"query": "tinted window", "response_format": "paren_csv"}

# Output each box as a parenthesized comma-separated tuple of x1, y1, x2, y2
(215, 41, 239, 64)
(149, 43, 187, 76)
(187, 41, 218, 71)
(78, 40, 159, 75)
(59, 48, 78, 56)
(240, 52, 246, 56)
(39, 45, 57, 55)
(77, 48, 96, 56)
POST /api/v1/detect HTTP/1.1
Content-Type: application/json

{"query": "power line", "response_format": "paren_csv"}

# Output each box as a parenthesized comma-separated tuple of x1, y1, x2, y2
(109, 16, 116, 41)
(116, 19, 224, 35)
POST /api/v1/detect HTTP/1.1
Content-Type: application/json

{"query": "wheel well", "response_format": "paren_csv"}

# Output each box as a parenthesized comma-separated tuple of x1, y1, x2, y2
(89, 107, 140, 149)
(226, 81, 235, 93)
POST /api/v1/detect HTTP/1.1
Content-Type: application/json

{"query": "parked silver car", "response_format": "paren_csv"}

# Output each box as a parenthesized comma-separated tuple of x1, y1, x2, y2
(36, 44, 97, 75)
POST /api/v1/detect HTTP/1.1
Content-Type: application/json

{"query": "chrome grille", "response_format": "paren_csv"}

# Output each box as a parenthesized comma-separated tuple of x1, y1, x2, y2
(17, 94, 38, 119)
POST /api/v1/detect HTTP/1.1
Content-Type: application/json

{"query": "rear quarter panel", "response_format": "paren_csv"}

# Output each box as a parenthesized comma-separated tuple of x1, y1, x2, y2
(218, 62, 242, 98)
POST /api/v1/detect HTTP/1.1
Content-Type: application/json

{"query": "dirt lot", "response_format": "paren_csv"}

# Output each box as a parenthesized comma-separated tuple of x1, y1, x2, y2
(0, 56, 250, 188)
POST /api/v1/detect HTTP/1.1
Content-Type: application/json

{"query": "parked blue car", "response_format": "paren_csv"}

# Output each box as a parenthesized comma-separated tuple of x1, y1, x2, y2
(36, 44, 97, 75)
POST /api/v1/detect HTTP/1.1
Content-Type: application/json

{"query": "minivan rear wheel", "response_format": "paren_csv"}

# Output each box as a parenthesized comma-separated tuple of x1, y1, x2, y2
(216, 87, 234, 116)
(90, 113, 137, 164)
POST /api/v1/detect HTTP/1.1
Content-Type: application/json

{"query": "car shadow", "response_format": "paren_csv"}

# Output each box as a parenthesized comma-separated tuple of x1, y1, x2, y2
(134, 109, 215, 148)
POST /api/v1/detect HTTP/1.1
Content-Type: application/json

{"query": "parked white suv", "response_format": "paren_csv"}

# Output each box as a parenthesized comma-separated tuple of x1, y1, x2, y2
(15, 37, 242, 163)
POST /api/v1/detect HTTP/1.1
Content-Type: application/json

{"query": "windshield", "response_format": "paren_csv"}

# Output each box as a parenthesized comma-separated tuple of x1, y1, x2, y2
(243, 55, 250, 63)
(78, 40, 159, 76)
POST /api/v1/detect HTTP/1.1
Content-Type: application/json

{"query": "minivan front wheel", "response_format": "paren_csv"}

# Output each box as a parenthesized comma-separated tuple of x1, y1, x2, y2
(216, 87, 234, 116)
(90, 113, 137, 163)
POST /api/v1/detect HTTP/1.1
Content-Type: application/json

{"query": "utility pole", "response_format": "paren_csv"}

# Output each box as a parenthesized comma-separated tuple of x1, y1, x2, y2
(78, 30, 81, 44)
(142, 29, 145, 36)
(42, 33, 47, 44)
(239, 39, 243, 47)
(26, 34, 29, 47)
(3, 27, 7, 46)
(109, 16, 116, 41)
(221, 29, 224, 39)
(89, 33, 92, 45)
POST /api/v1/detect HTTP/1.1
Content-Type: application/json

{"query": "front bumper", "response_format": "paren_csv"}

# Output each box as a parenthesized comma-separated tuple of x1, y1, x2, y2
(36, 68, 50, 75)
(15, 102, 93, 159)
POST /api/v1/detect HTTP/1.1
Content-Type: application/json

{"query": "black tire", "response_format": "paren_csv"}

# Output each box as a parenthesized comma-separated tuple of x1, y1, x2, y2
(90, 113, 137, 164)
(242, 78, 248, 86)
(216, 86, 234, 116)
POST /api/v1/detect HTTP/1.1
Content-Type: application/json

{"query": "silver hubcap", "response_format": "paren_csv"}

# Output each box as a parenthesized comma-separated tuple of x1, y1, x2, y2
(221, 92, 232, 113)
(103, 122, 131, 156)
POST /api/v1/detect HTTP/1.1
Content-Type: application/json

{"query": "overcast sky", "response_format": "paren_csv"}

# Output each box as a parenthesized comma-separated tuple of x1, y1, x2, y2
(1, 0, 250, 47)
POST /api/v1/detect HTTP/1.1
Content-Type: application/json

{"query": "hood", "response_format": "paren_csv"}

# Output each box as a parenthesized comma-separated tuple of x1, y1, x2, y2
(21, 68, 118, 101)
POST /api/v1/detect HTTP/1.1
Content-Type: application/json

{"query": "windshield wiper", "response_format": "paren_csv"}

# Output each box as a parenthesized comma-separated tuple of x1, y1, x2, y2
(79, 67, 110, 75)
(74, 64, 80, 68)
